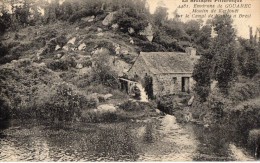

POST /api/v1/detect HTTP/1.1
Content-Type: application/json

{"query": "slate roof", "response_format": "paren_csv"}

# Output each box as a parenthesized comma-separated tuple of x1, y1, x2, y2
(138, 52, 194, 74)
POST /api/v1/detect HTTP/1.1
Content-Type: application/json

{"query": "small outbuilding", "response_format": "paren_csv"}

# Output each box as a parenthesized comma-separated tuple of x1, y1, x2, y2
(128, 49, 198, 96)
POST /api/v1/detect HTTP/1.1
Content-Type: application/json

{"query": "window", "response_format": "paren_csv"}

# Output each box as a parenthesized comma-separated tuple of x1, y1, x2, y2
(173, 77, 177, 84)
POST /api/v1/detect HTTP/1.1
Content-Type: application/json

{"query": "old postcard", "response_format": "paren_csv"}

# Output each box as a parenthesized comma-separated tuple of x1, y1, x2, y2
(0, 0, 259, 161)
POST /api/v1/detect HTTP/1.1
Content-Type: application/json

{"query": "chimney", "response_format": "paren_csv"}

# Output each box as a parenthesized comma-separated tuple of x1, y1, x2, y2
(185, 47, 196, 57)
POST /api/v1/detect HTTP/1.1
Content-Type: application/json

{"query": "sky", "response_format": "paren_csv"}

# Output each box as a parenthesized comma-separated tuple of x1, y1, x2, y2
(147, 0, 260, 39)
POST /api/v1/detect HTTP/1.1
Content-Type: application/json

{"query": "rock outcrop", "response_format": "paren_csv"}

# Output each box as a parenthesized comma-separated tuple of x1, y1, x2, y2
(95, 104, 117, 113)
(102, 12, 116, 26)
(139, 23, 154, 42)
(81, 15, 95, 22)
(78, 43, 86, 51)
(67, 37, 76, 45)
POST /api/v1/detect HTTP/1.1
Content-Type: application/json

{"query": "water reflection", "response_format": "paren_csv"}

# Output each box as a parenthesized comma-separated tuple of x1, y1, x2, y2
(0, 120, 141, 161)
(0, 117, 256, 161)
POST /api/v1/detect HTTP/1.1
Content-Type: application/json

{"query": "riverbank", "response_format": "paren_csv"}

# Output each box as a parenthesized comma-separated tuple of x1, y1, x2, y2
(188, 74, 260, 159)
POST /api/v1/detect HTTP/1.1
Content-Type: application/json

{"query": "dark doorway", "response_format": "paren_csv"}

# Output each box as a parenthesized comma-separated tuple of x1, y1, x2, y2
(181, 77, 190, 92)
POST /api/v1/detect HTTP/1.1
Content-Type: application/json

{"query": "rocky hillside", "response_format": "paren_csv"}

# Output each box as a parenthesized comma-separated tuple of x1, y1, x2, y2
(0, 7, 160, 120)
(1, 15, 143, 74)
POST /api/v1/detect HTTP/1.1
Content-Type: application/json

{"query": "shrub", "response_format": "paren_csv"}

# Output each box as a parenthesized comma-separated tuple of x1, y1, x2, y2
(0, 60, 63, 119)
(113, 7, 149, 34)
(69, 9, 104, 23)
(81, 110, 129, 123)
(56, 34, 67, 47)
(0, 96, 11, 120)
(119, 100, 154, 112)
(228, 75, 260, 102)
(91, 53, 119, 88)
(36, 82, 90, 121)
(225, 98, 260, 132)
(47, 57, 77, 71)
(0, 42, 9, 64)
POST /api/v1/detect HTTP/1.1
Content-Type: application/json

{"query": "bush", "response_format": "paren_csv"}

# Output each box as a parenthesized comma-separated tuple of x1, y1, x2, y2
(0, 42, 8, 57)
(135, 39, 166, 52)
(69, 9, 104, 23)
(228, 75, 260, 102)
(35, 82, 90, 121)
(113, 7, 149, 34)
(119, 100, 154, 112)
(0, 96, 11, 120)
(81, 110, 129, 123)
(225, 98, 260, 133)
(0, 60, 64, 119)
(91, 53, 119, 88)
(47, 57, 77, 71)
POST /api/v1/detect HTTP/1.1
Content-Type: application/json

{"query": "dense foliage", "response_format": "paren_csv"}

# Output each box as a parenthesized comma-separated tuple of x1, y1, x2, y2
(193, 14, 259, 100)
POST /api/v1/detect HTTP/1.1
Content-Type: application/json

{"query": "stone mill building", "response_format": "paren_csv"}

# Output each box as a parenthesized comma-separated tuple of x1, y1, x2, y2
(127, 48, 199, 96)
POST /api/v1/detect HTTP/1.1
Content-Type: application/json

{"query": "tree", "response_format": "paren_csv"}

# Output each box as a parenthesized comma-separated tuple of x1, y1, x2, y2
(113, 3, 149, 34)
(144, 73, 153, 100)
(237, 38, 259, 78)
(192, 55, 211, 102)
(210, 14, 238, 94)
(92, 52, 119, 88)
(184, 20, 201, 40)
(153, 6, 168, 26)
(59, 1, 73, 20)
(12, 0, 34, 26)
(0, 10, 11, 35)
(195, 25, 212, 50)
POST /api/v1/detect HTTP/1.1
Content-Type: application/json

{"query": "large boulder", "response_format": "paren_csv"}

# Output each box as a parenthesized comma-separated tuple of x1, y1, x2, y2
(188, 95, 195, 106)
(62, 45, 69, 51)
(139, 23, 154, 42)
(112, 23, 119, 30)
(91, 47, 109, 56)
(81, 15, 95, 22)
(97, 28, 103, 32)
(102, 12, 116, 26)
(36, 48, 46, 56)
(96, 32, 104, 37)
(95, 104, 117, 113)
(67, 37, 76, 45)
(104, 94, 113, 100)
(78, 43, 86, 51)
(56, 53, 63, 59)
(120, 48, 129, 55)
(55, 45, 61, 51)
(129, 37, 134, 44)
(128, 27, 135, 34)
(76, 63, 83, 69)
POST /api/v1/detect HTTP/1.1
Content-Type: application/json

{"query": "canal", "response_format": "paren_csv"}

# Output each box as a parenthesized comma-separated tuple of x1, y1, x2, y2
(0, 115, 255, 161)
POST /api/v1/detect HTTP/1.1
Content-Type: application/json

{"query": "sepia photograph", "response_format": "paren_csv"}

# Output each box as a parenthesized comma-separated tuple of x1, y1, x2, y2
(0, 0, 260, 161)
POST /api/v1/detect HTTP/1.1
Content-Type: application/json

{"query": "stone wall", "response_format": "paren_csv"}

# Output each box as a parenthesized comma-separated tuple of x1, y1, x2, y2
(153, 73, 193, 96)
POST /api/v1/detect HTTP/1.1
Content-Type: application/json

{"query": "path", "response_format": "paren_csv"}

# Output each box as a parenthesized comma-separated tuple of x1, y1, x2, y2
(138, 115, 198, 161)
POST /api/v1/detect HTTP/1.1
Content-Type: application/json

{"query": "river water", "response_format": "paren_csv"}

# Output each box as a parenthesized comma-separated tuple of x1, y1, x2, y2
(0, 115, 255, 161)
